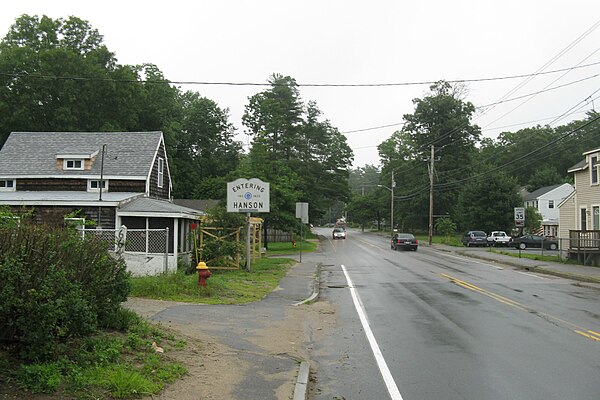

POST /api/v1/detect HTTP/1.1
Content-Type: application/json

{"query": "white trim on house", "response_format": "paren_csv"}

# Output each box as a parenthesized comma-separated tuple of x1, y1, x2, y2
(0, 174, 147, 180)
(0, 179, 15, 191)
(158, 157, 164, 188)
(579, 205, 588, 230)
(63, 159, 84, 170)
(0, 191, 142, 206)
(55, 150, 99, 159)
(582, 147, 600, 156)
(588, 152, 600, 186)
(593, 204, 600, 230)
(87, 179, 108, 192)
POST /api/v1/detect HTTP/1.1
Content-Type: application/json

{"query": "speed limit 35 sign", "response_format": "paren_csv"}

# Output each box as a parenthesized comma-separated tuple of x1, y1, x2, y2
(514, 207, 525, 227)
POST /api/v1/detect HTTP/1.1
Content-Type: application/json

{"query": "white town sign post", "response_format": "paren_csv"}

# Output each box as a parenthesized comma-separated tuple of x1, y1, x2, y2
(227, 178, 270, 272)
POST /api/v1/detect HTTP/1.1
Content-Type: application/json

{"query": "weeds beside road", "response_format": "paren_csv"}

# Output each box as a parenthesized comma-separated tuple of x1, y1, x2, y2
(1, 235, 312, 399)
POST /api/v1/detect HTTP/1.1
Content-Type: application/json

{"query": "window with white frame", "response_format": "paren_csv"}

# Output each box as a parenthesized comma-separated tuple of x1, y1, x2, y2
(548, 200, 554, 209)
(592, 155, 599, 184)
(0, 179, 15, 191)
(158, 158, 164, 188)
(87, 179, 108, 192)
(64, 159, 83, 170)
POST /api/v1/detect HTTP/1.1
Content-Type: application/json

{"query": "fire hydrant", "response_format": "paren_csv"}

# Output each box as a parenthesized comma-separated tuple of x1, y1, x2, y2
(196, 261, 212, 287)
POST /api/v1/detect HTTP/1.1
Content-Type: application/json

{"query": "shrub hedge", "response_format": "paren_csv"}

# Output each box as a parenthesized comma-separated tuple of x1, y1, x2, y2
(0, 223, 130, 360)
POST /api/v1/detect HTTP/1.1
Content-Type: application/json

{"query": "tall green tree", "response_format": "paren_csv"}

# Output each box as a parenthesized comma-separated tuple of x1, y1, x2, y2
(526, 165, 564, 192)
(349, 164, 380, 195)
(242, 74, 303, 161)
(292, 101, 352, 221)
(0, 15, 145, 147)
(0, 15, 243, 200)
(172, 92, 241, 198)
(377, 81, 481, 230)
(455, 170, 522, 233)
(242, 74, 353, 226)
(346, 193, 379, 231)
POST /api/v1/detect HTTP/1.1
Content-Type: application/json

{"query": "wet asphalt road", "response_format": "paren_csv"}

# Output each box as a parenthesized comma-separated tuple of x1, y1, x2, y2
(310, 228, 600, 400)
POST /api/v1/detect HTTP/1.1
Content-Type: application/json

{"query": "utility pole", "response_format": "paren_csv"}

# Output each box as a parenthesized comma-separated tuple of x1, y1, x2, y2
(391, 169, 395, 235)
(428, 145, 435, 246)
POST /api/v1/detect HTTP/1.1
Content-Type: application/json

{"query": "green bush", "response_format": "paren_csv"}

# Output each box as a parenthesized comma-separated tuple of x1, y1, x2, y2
(0, 223, 130, 360)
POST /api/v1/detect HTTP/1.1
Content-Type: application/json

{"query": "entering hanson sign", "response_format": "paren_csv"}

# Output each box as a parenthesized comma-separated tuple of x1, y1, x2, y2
(227, 178, 270, 213)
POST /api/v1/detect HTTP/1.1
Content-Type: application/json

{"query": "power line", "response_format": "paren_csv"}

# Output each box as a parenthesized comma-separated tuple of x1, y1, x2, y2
(342, 72, 600, 137)
(2, 60, 600, 88)
(434, 115, 600, 191)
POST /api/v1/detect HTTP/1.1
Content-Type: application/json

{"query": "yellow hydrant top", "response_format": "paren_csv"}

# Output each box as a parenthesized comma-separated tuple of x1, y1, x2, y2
(196, 261, 209, 270)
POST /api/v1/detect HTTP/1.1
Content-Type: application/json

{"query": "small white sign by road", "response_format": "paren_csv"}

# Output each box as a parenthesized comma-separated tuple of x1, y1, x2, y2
(514, 207, 525, 227)
(227, 178, 270, 213)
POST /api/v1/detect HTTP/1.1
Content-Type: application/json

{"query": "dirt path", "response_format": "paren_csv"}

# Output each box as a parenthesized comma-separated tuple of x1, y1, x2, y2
(127, 296, 338, 400)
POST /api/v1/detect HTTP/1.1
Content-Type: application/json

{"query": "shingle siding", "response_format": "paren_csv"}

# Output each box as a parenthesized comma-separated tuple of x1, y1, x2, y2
(17, 178, 87, 191)
(148, 143, 170, 199)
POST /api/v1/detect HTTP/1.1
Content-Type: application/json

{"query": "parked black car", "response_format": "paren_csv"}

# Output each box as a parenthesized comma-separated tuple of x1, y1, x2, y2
(509, 234, 558, 250)
(391, 233, 418, 251)
(461, 231, 488, 247)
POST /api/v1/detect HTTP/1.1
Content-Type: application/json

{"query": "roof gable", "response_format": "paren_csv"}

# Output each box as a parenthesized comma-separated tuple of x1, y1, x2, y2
(523, 183, 567, 201)
(0, 131, 164, 178)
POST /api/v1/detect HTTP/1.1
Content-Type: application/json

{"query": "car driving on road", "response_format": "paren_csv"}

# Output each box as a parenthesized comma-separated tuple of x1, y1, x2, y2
(332, 227, 346, 240)
(509, 234, 558, 250)
(391, 233, 418, 251)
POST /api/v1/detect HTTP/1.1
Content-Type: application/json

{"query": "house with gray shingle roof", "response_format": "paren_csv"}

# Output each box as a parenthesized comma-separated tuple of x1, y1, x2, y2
(523, 183, 574, 237)
(0, 131, 203, 275)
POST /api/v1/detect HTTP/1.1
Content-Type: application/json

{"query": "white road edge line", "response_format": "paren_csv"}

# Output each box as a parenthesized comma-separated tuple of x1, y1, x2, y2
(516, 271, 550, 279)
(341, 264, 404, 400)
(443, 252, 504, 270)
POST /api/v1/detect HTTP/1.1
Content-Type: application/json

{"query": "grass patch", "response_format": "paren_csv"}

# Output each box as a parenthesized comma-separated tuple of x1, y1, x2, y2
(490, 248, 566, 263)
(130, 257, 296, 304)
(0, 310, 187, 399)
(415, 234, 463, 247)
(266, 240, 318, 255)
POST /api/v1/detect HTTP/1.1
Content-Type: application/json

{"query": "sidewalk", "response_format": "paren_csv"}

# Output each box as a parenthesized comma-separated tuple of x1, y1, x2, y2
(429, 242, 600, 287)
(126, 258, 320, 400)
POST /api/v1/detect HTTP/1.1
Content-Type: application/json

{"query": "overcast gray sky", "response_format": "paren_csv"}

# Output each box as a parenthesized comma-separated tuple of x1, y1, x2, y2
(2, 1, 600, 167)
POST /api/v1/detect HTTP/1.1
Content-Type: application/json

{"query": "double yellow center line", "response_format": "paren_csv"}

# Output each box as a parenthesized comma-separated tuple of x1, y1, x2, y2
(440, 273, 600, 343)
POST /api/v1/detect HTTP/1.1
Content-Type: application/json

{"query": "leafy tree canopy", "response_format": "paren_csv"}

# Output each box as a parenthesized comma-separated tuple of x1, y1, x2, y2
(455, 169, 522, 233)
(0, 15, 240, 202)
(241, 73, 353, 225)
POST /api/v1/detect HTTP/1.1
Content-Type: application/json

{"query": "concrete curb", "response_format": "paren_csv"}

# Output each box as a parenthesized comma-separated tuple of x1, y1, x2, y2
(293, 263, 321, 306)
(293, 361, 310, 400)
(527, 266, 600, 285)
(291, 262, 320, 398)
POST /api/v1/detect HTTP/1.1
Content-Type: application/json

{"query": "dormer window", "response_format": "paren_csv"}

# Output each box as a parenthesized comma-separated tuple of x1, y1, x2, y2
(0, 179, 15, 191)
(64, 159, 83, 170)
(56, 150, 97, 171)
(88, 179, 108, 192)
